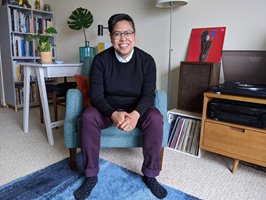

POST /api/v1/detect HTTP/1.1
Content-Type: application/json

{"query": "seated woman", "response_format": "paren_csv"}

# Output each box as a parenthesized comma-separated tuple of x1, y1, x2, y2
(74, 13, 167, 200)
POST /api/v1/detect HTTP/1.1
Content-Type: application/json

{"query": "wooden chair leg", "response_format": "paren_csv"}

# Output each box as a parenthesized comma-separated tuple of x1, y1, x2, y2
(69, 148, 78, 171)
(159, 147, 164, 170)
(37, 88, 44, 123)
(53, 93, 58, 121)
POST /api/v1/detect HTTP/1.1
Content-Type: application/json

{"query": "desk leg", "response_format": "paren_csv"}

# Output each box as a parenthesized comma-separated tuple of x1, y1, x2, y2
(36, 68, 54, 145)
(23, 66, 30, 133)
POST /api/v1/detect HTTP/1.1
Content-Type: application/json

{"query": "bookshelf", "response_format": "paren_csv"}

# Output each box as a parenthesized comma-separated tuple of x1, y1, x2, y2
(0, 4, 55, 111)
(167, 108, 202, 158)
(0, 46, 5, 106)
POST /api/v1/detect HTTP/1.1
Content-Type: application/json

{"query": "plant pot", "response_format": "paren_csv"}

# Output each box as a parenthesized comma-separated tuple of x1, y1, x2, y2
(41, 51, 53, 64)
(79, 41, 96, 62)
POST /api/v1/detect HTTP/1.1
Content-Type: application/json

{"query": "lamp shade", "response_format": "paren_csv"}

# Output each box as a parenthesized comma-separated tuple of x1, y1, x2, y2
(155, 0, 188, 8)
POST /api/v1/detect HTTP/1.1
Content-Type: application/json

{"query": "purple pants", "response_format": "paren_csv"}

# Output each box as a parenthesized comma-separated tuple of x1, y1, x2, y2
(80, 106, 164, 178)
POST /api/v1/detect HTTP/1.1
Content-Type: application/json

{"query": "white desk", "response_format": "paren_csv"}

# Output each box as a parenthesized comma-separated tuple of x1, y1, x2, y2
(20, 62, 82, 145)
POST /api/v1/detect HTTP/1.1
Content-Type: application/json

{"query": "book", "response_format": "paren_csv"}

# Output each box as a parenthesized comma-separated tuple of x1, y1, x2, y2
(170, 118, 184, 148)
(168, 116, 180, 146)
(181, 119, 193, 152)
(176, 118, 188, 150)
(175, 118, 189, 150)
(185, 119, 196, 153)
(190, 121, 201, 156)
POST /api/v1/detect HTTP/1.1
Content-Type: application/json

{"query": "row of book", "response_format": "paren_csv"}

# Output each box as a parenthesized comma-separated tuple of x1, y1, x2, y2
(12, 35, 34, 57)
(10, 8, 53, 34)
(14, 63, 24, 82)
(35, 17, 53, 34)
(15, 82, 38, 105)
(10, 8, 31, 33)
(13, 62, 37, 82)
(168, 115, 201, 157)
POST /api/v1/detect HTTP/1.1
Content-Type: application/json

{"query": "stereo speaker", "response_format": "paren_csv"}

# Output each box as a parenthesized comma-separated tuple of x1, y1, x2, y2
(177, 61, 221, 113)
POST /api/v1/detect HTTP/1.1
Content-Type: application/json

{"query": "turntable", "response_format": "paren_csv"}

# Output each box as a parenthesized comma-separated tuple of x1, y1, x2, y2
(210, 50, 266, 98)
(211, 81, 266, 98)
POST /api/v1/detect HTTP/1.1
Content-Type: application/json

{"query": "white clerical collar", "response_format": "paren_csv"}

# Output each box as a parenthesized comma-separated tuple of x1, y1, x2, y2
(115, 49, 134, 63)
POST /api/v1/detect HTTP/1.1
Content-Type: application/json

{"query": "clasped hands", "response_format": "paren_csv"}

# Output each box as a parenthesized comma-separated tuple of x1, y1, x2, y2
(111, 110, 140, 132)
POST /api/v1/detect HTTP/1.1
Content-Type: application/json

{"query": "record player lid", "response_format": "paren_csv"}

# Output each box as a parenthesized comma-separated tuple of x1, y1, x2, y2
(222, 50, 266, 85)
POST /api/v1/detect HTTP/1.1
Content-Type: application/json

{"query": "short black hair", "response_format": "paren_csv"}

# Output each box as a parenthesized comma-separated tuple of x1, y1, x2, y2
(108, 13, 135, 33)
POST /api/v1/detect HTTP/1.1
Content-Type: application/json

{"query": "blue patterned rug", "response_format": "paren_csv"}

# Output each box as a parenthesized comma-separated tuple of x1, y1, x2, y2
(0, 154, 199, 200)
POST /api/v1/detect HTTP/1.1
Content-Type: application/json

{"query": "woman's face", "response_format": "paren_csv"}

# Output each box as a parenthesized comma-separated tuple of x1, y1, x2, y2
(110, 20, 136, 58)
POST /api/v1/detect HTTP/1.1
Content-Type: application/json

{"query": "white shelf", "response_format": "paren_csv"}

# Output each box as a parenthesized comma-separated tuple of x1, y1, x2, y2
(167, 109, 202, 158)
(168, 108, 202, 120)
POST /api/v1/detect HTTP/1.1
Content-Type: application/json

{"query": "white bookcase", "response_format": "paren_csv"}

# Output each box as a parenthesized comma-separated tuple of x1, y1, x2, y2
(0, 46, 6, 106)
(0, 4, 55, 111)
(167, 108, 202, 158)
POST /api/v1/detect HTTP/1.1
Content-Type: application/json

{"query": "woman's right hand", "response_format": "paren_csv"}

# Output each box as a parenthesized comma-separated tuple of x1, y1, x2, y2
(111, 111, 126, 127)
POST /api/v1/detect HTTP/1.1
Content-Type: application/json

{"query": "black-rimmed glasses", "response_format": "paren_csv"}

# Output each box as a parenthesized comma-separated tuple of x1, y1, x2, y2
(111, 31, 135, 40)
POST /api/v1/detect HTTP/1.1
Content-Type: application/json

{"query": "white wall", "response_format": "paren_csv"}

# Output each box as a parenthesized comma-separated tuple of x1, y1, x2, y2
(44, 0, 266, 109)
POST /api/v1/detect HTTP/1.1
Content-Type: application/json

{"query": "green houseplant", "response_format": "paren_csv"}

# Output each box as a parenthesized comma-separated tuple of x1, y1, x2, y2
(67, 7, 96, 62)
(25, 27, 57, 63)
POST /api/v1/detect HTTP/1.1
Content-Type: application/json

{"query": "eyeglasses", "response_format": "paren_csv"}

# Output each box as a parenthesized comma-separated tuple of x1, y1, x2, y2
(111, 31, 135, 40)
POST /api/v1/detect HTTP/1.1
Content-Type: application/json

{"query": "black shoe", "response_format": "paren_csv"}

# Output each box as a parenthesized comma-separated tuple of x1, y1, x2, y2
(143, 176, 168, 199)
(74, 176, 98, 200)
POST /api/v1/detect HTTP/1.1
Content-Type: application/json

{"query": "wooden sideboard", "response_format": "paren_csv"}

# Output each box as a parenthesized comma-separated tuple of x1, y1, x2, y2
(200, 92, 266, 173)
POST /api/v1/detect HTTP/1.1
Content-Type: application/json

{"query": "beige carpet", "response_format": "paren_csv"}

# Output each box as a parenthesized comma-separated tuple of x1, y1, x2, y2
(0, 107, 266, 200)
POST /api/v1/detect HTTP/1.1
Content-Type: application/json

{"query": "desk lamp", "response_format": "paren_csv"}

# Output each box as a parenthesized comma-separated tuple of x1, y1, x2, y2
(98, 24, 108, 36)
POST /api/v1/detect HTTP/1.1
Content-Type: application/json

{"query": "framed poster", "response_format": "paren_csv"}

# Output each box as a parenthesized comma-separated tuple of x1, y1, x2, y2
(187, 27, 226, 62)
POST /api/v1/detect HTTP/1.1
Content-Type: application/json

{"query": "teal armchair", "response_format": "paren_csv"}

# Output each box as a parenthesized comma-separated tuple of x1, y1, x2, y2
(63, 58, 169, 170)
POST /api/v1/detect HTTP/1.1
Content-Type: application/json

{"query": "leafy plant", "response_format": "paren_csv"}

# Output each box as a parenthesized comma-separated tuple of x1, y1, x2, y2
(25, 27, 57, 52)
(67, 7, 94, 46)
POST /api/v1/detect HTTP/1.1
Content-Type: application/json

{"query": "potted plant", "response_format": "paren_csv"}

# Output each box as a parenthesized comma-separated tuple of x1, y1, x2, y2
(67, 7, 96, 62)
(25, 27, 57, 63)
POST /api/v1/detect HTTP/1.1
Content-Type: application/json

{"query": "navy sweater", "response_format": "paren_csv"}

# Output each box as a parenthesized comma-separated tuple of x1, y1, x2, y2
(89, 47, 156, 118)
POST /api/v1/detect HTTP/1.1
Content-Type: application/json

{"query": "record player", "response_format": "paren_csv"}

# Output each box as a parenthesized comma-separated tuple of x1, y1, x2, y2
(210, 50, 266, 98)
(211, 81, 266, 98)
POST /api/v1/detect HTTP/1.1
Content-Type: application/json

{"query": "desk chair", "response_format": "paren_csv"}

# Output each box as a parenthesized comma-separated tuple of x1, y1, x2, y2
(39, 78, 77, 123)
(63, 57, 169, 170)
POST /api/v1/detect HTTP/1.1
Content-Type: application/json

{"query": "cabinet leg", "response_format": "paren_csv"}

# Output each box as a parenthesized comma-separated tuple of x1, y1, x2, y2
(231, 159, 239, 174)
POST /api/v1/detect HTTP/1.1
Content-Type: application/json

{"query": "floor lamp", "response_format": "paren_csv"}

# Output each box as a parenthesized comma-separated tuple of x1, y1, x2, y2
(155, 0, 188, 108)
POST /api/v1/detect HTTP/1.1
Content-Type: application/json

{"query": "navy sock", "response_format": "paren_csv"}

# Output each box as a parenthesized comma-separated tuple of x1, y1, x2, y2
(74, 176, 98, 200)
(143, 176, 168, 199)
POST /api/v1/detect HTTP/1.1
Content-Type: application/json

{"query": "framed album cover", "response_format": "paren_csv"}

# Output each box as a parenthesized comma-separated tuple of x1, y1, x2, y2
(187, 27, 226, 62)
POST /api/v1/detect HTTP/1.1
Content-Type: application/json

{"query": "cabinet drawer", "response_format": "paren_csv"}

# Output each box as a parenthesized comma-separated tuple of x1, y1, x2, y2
(202, 121, 266, 163)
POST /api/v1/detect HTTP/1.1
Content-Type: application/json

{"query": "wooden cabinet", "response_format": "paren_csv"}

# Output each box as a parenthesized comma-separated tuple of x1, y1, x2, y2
(177, 62, 220, 113)
(0, 4, 55, 111)
(200, 92, 266, 173)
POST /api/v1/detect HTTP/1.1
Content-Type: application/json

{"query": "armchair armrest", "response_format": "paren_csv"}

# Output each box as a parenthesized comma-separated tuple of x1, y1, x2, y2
(155, 90, 169, 146)
(64, 89, 83, 147)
